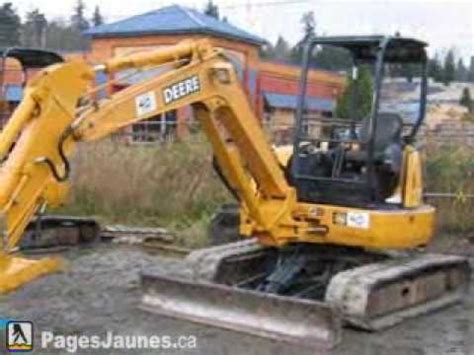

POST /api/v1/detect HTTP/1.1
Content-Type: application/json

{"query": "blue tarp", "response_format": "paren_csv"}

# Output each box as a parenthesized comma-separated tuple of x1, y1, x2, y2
(4, 84, 23, 102)
(264, 92, 334, 112)
(3, 72, 109, 102)
(85, 5, 265, 46)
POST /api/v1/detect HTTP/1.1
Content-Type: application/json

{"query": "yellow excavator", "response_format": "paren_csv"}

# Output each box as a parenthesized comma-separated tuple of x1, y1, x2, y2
(0, 36, 470, 349)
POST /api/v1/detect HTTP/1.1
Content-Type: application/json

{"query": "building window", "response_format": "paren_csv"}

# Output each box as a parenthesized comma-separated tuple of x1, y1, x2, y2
(132, 110, 177, 143)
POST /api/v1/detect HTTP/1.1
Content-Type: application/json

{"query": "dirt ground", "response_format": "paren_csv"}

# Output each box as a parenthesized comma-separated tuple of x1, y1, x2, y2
(1, 237, 473, 355)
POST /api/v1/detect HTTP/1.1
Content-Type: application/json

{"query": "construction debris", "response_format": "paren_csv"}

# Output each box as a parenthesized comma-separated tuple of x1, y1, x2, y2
(20, 216, 100, 250)
(101, 225, 175, 245)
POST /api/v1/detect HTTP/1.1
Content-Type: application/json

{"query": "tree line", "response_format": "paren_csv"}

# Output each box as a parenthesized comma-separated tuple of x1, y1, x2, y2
(0, 0, 104, 51)
(428, 50, 474, 85)
(262, 10, 474, 86)
(260, 11, 352, 72)
(2, 0, 473, 88)
(0, 0, 225, 52)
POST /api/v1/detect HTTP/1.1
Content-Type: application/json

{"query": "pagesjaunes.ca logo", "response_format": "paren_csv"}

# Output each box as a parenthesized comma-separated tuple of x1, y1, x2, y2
(6, 321, 33, 352)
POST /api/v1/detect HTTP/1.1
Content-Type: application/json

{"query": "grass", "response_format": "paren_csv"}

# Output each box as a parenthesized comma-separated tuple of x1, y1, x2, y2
(57, 134, 231, 248)
(462, 112, 474, 122)
(424, 144, 474, 233)
(56, 134, 474, 247)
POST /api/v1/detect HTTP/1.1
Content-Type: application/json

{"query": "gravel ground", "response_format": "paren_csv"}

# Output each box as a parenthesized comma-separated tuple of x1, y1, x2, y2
(0, 241, 473, 355)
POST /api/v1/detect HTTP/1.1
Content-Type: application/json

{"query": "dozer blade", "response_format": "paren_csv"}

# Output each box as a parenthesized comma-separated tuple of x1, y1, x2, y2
(0, 253, 63, 294)
(140, 273, 341, 350)
(325, 253, 471, 330)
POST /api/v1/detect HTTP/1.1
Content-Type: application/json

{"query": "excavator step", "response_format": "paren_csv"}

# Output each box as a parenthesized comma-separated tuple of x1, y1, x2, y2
(325, 253, 471, 330)
(140, 273, 341, 350)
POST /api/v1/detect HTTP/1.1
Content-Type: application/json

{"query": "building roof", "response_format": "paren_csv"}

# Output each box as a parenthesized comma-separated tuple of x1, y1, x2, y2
(84, 5, 265, 46)
(264, 92, 335, 112)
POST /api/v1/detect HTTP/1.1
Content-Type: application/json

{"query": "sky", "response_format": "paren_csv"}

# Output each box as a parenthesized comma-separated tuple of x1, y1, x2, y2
(10, 0, 474, 61)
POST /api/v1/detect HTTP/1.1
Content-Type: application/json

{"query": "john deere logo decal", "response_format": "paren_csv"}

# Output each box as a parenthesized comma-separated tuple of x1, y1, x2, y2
(6, 321, 33, 352)
(135, 91, 157, 117)
(163, 75, 200, 104)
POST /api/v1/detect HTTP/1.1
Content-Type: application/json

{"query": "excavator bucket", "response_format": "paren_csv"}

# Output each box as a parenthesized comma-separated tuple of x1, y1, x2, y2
(0, 253, 63, 294)
(140, 274, 341, 350)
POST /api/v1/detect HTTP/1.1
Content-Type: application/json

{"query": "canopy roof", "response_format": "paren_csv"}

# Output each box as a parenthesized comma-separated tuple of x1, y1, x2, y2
(0, 48, 64, 69)
(311, 36, 428, 63)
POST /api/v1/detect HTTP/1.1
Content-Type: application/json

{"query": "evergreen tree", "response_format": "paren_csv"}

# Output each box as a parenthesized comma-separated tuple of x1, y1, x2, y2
(468, 56, 474, 82)
(456, 58, 467, 82)
(273, 36, 291, 60)
(92, 5, 104, 27)
(443, 49, 456, 85)
(20, 12, 93, 52)
(21, 9, 47, 48)
(71, 0, 90, 31)
(203, 0, 219, 19)
(0, 2, 21, 46)
(69, 0, 90, 50)
(259, 42, 275, 60)
(44, 18, 83, 51)
(460, 87, 473, 113)
(314, 45, 352, 71)
(301, 11, 316, 42)
(291, 11, 316, 63)
(428, 53, 443, 83)
(405, 63, 421, 83)
(336, 66, 373, 120)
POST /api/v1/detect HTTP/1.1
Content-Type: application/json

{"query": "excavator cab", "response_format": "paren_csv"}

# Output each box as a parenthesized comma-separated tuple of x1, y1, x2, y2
(291, 36, 428, 207)
(0, 48, 64, 124)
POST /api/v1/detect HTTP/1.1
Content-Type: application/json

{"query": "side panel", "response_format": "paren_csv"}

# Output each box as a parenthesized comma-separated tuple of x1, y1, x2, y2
(241, 204, 435, 249)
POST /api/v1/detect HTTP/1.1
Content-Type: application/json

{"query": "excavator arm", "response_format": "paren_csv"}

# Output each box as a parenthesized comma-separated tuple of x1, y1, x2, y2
(0, 39, 308, 293)
(73, 40, 294, 224)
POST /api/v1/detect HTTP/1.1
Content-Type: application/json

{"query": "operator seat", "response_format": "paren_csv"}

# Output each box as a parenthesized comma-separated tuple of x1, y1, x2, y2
(289, 112, 404, 206)
(347, 112, 403, 173)
(345, 112, 404, 200)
